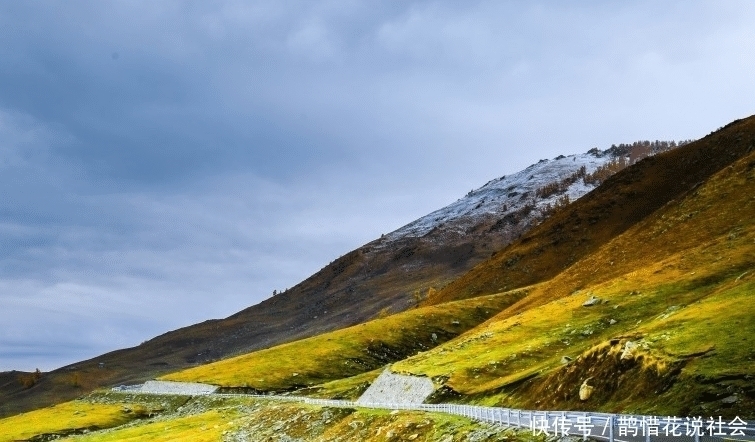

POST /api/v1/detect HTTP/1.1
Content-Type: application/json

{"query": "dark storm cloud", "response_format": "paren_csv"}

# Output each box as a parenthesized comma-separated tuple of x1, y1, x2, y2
(1, 1, 754, 370)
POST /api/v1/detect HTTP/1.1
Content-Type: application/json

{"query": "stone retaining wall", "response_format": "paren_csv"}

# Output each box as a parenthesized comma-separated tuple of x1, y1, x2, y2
(128, 380, 218, 395)
(356, 369, 434, 405)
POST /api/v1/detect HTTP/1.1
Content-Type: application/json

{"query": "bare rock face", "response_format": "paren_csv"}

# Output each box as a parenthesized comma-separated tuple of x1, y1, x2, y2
(579, 379, 594, 401)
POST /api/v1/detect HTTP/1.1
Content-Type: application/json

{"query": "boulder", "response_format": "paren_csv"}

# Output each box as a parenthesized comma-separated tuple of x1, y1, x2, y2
(579, 379, 594, 401)
(582, 296, 601, 307)
(620, 341, 638, 360)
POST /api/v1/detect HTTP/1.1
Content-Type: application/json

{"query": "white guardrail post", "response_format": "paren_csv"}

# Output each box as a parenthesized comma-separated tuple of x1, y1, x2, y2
(608, 415, 614, 442)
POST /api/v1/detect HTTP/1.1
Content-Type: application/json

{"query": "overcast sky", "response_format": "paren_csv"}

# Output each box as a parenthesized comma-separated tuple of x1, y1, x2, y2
(1, 1, 754, 372)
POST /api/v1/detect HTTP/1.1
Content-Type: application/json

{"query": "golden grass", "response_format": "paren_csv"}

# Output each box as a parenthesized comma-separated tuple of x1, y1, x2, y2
(162, 291, 525, 390)
(0, 400, 150, 442)
(59, 409, 239, 442)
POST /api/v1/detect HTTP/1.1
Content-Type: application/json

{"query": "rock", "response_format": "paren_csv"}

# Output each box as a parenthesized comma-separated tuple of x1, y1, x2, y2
(609, 319, 617, 325)
(408, 434, 419, 440)
(721, 395, 739, 404)
(620, 341, 638, 360)
(561, 356, 573, 365)
(431, 333, 438, 341)
(579, 379, 594, 401)
(582, 296, 601, 307)
(451, 320, 461, 325)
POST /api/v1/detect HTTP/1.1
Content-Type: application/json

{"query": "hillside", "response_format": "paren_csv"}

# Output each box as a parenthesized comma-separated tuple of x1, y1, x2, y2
(2, 116, 754, 440)
(393, 119, 755, 418)
(154, 115, 755, 420)
(161, 291, 526, 395)
(429, 117, 755, 304)
(0, 144, 626, 417)
(160, 122, 755, 418)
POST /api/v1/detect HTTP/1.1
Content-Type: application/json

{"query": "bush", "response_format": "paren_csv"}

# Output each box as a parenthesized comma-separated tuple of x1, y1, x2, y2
(17, 369, 42, 389)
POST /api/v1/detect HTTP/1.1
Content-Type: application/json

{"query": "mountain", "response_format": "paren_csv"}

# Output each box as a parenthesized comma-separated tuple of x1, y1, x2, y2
(393, 116, 755, 418)
(3, 116, 754, 440)
(428, 127, 749, 305)
(1, 143, 651, 417)
(164, 115, 755, 417)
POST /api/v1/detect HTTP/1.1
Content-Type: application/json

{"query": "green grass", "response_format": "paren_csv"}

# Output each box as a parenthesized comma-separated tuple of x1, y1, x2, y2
(0, 400, 155, 442)
(60, 409, 239, 442)
(161, 290, 526, 391)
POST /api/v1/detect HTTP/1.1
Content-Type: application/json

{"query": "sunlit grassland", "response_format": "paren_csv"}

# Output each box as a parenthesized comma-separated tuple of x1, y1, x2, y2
(162, 290, 526, 391)
(0, 400, 154, 442)
(60, 409, 239, 442)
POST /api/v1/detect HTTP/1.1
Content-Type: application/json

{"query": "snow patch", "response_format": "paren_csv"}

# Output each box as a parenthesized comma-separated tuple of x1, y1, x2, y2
(381, 152, 613, 243)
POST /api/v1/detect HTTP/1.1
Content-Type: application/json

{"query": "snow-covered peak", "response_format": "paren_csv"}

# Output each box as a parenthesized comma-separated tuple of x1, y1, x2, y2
(382, 151, 614, 242)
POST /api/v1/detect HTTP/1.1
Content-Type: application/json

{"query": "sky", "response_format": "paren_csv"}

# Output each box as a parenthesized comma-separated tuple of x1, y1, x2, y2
(1, 1, 754, 372)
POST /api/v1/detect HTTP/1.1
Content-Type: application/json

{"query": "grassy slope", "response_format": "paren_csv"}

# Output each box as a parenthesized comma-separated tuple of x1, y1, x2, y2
(57, 396, 543, 442)
(0, 400, 157, 442)
(428, 115, 755, 305)
(0, 393, 545, 442)
(161, 290, 527, 391)
(394, 147, 755, 417)
(60, 409, 238, 442)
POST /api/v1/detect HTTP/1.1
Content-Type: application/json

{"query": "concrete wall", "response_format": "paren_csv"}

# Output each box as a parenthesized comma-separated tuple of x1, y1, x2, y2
(137, 380, 218, 395)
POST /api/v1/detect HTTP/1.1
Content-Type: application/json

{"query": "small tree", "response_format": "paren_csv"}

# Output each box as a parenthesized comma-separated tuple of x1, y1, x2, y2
(17, 368, 42, 389)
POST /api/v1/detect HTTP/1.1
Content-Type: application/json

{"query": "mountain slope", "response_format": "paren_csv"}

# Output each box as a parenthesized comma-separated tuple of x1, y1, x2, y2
(154, 115, 755, 418)
(429, 117, 755, 305)
(0, 145, 623, 417)
(161, 291, 526, 393)
(393, 121, 755, 417)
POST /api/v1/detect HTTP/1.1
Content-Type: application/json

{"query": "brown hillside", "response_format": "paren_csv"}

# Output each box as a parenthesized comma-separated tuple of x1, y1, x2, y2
(428, 115, 755, 305)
